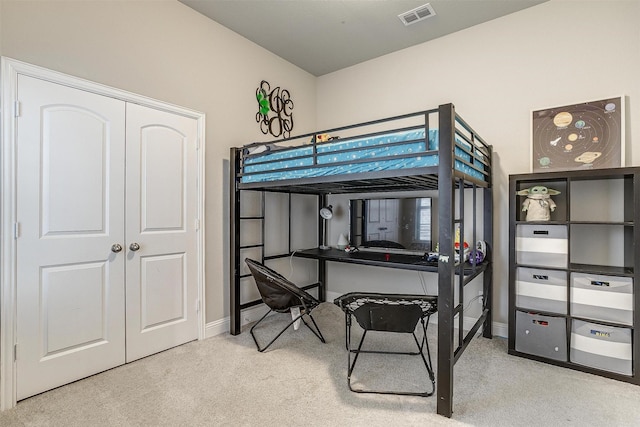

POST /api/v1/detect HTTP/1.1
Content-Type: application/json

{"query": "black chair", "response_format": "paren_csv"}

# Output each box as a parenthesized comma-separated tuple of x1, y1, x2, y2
(334, 292, 437, 397)
(245, 258, 326, 352)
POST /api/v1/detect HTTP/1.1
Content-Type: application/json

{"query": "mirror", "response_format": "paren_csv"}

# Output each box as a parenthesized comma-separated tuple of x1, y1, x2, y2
(349, 197, 432, 252)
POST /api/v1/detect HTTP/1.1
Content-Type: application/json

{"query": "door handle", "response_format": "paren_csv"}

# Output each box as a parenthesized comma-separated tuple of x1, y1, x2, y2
(111, 243, 123, 253)
(129, 242, 140, 252)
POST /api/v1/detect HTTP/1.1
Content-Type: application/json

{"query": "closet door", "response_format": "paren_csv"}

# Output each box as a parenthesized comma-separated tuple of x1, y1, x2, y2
(124, 103, 199, 362)
(15, 75, 126, 400)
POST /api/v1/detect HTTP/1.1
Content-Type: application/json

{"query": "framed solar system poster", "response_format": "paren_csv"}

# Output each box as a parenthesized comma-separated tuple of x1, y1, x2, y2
(531, 96, 624, 173)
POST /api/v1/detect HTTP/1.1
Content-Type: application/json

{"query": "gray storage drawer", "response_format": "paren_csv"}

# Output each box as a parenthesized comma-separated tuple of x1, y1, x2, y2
(571, 273, 633, 326)
(515, 311, 567, 362)
(570, 320, 632, 376)
(516, 224, 568, 268)
(516, 267, 567, 314)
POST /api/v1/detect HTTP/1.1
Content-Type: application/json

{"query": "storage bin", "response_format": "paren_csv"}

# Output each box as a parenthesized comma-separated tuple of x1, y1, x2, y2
(515, 311, 567, 361)
(516, 267, 567, 314)
(570, 320, 632, 376)
(516, 224, 567, 268)
(571, 273, 633, 325)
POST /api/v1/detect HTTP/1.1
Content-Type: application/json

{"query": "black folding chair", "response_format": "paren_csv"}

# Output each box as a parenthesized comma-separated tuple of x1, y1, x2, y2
(334, 292, 437, 397)
(245, 258, 326, 352)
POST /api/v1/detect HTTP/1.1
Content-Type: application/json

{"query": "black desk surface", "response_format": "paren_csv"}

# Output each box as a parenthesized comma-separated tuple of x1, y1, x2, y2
(294, 247, 487, 275)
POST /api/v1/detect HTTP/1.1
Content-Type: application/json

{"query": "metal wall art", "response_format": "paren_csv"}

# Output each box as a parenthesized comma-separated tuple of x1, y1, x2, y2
(255, 80, 294, 138)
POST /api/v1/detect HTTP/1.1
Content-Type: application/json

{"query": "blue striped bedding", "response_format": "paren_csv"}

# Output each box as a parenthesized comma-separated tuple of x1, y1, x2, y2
(241, 129, 485, 184)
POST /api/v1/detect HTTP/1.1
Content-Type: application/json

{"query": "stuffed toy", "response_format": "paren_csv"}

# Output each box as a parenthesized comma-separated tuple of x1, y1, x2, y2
(309, 133, 339, 144)
(310, 133, 331, 143)
(516, 185, 560, 221)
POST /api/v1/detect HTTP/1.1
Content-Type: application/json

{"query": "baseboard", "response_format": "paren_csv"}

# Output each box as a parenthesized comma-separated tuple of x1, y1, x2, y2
(205, 304, 267, 339)
(205, 318, 228, 338)
(491, 321, 508, 339)
(205, 297, 508, 339)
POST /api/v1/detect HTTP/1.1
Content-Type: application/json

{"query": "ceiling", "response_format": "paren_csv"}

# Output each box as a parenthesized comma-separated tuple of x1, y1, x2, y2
(179, 0, 548, 76)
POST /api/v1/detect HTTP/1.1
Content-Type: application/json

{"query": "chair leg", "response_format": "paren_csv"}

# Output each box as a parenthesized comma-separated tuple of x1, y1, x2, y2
(300, 312, 326, 343)
(345, 316, 435, 397)
(344, 311, 351, 351)
(250, 309, 278, 352)
(418, 316, 436, 384)
(347, 329, 368, 391)
(250, 308, 325, 352)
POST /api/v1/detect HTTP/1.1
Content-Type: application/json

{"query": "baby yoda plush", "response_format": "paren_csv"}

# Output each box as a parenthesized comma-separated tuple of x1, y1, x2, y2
(516, 185, 560, 221)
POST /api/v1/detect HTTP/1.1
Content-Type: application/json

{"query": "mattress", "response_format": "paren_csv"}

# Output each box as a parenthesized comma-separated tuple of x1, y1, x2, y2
(241, 129, 486, 184)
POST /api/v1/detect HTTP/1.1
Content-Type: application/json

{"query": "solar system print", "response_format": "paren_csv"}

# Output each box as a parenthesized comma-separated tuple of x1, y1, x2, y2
(531, 96, 623, 172)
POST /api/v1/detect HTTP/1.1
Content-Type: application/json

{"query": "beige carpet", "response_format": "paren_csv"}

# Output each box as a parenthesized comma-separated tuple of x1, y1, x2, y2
(1, 302, 640, 426)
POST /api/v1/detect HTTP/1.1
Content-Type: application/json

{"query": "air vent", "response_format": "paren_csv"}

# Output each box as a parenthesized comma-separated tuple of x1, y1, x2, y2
(398, 3, 436, 26)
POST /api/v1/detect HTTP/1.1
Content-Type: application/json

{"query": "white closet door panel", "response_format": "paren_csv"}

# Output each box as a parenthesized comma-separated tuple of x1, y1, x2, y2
(42, 107, 107, 234)
(16, 75, 126, 400)
(141, 127, 185, 230)
(140, 254, 186, 329)
(41, 262, 108, 354)
(125, 103, 198, 362)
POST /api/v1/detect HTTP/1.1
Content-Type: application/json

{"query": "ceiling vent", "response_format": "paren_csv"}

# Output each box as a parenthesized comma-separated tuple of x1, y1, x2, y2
(398, 3, 436, 26)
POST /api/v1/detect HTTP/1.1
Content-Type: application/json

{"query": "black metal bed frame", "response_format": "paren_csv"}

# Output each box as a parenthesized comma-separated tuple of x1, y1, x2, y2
(229, 103, 493, 418)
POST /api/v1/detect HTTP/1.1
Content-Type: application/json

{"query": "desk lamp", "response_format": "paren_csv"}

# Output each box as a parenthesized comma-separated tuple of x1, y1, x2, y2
(319, 205, 333, 250)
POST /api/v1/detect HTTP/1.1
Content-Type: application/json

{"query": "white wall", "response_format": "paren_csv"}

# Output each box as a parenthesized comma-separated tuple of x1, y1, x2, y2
(316, 0, 640, 326)
(3, 0, 639, 332)
(0, 0, 317, 323)
(0, 1, 3, 56)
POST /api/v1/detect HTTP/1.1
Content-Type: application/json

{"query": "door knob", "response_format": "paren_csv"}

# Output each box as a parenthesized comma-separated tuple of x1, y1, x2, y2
(111, 243, 123, 253)
(129, 242, 140, 252)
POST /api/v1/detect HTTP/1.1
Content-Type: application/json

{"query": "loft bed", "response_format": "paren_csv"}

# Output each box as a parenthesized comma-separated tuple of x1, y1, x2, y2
(229, 103, 493, 418)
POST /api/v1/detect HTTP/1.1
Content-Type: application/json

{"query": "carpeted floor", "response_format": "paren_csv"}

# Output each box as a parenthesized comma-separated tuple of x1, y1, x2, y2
(1, 302, 639, 426)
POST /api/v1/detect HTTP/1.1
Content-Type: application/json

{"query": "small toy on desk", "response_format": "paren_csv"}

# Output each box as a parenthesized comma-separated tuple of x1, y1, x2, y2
(455, 247, 470, 263)
(454, 228, 470, 263)
(344, 245, 359, 253)
(454, 241, 469, 252)
(424, 252, 439, 262)
(470, 240, 487, 265)
(516, 185, 560, 221)
(423, 249, 470, 263)
(428, 230, 479, 264)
